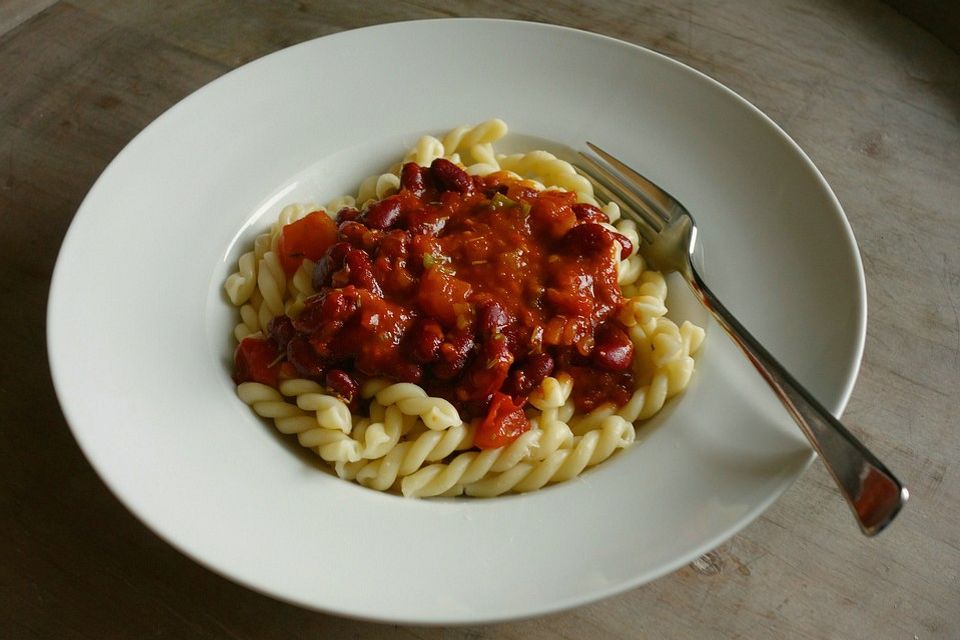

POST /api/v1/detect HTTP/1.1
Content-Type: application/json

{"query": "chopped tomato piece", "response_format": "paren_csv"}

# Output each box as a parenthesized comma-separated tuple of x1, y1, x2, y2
(475, 392, 531, 449)
(233, 337, 283, 386)
(277, 211, 337, 275)
(416, 267, 473, 328)
(528, 191, 577, 240)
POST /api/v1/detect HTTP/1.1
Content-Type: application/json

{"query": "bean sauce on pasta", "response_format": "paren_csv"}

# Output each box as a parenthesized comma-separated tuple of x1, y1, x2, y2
(225, 119, 704, 497)
(234, 160, 638, 446)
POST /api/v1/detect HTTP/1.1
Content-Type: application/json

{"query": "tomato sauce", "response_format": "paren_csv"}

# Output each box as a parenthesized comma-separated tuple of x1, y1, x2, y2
(235, 158, 638, 446)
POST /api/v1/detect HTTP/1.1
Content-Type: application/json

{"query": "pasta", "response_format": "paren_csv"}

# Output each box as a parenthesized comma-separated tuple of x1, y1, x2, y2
(225, 119, 704, 497)
(465, 415, 636, 497)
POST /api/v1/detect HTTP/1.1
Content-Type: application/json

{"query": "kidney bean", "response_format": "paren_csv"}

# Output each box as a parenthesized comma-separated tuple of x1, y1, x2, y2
(338, 220, 369, 247)
(389, 361, 424, 384)
(476, 300, 509, 338)
(335, 207, 360, 224)
(500, 323, 527, 355)
(572, 203, 608, 224)
(286, 336, 326, 379)
(561, 222, 616, 256)
(430, 158, 474, 195)
(360, 194, 403, 230)
(400, 162, 428, 197)
(377, 230, 410, 260)
(343, 249, 383, 297)
(267, 314, 296, 350)
(460, 393, 495, 419)
(319, 287, 361, 324)
(327, 323, 363, 362)
(614, 233, 633, 261)
(432, 331, 475, 380)
(408, 318, 444, 363)
(504, 353, 555, 397)
(455, 335, 514, 402)
(312, 241, 351, 290)
(325, 369, 359, 407)
(360, 228, 384, 254)
(591, 322, 634, 372)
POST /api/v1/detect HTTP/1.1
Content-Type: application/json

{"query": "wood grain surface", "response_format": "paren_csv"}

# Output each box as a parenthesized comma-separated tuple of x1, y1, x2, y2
(1, 1, 957, 638)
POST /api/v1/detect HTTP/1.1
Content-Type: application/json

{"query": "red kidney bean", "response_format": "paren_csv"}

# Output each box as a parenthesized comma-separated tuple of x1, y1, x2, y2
(432, 331, 475, 380)
(430, 158, 474, 195)
(572, 203, 608, 224)
(312, 241, 351, 289)
(613, 233, 633, 261)
(338, 220, 369, 247)
(335, 207, 360, 224)
(343, 250, 382, 297)
(319, 288, 361, 324)
(408, 318, 444, 363)
(325, 369, 359, 406)
(561, 222, 616, 256)
(286, 336, 326, 379)
(377, 230, 410, 260)
(504, 353, 555, 397)
(500, 323, 526, 355)
(460, 394, 495, 419)
(327, 323, 362, 362)
(360, 194, 403, 230)
(591, 323, 634, 372)
(476, 300, 509, 338)
(360, 228, 384, 254)
(267, 314, 296, 350)
(400, 162, 428, 197)
(391, 361, 424, 384)
(455, 335, 514, 401)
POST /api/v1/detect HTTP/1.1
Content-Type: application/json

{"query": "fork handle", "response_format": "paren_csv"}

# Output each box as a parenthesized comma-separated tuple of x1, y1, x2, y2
(686, 267, 908, 536)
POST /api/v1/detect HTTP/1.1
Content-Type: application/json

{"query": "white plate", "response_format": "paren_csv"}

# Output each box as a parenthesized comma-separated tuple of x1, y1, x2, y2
(48, 19, 865, 624)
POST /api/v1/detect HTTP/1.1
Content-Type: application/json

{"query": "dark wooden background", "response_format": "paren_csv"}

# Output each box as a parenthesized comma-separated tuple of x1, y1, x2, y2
(2, 1, 958, 638)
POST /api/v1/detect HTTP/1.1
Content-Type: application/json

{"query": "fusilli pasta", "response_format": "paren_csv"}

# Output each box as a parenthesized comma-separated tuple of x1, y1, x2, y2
(225, 119, 704, 498)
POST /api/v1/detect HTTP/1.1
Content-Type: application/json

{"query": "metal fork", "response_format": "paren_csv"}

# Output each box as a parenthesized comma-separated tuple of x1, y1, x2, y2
(577, 142, 908, 536)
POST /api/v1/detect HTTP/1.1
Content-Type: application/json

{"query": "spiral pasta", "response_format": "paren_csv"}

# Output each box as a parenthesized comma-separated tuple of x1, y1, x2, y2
(237, 382, 362, 463)
(354, 423, 477, 490)
(225, 251, 257, 306)
(399, 427, 543, 497)
(619, 270, 669, 332)
(225, 120, 705, 498)
(357, 172, 400, 207)
(373, 383, 462, 431)
(464, 415, 636, 497)
(529, 375, 574, 411)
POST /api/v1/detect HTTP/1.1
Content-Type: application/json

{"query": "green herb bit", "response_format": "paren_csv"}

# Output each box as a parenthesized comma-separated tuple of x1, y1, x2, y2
(489, 193, 517, 211)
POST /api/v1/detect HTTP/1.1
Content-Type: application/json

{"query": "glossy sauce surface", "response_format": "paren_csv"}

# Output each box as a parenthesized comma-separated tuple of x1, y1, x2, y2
(235, 159, 637, 443)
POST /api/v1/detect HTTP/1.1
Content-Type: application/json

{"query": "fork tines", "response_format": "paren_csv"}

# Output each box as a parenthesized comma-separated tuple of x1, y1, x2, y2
(575, 143, 675, 243)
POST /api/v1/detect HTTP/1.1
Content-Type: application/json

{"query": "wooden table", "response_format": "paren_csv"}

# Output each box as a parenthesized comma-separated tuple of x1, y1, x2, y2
(2, 2, 957, 638)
